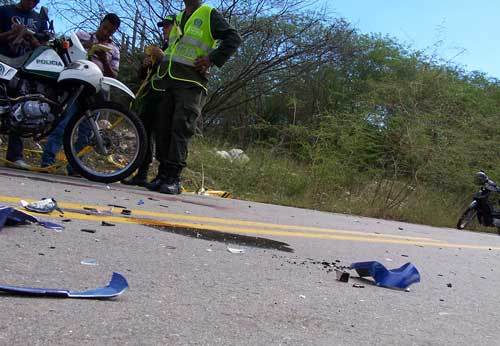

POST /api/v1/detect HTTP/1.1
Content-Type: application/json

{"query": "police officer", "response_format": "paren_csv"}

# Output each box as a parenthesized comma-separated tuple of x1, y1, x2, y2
(121, 15, 175, 187)
(145, 0, 241, 194)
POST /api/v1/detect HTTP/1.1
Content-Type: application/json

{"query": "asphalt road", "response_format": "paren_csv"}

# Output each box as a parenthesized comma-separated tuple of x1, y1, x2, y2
(0, 166, 499, 346)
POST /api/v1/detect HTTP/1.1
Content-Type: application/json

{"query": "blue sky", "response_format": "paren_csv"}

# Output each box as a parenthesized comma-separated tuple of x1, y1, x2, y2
(48, 0, 500, 78)
(321, 0, 500, 78)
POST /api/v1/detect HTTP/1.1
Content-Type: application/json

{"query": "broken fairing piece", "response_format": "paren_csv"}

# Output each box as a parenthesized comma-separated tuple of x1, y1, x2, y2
(20, 198, 61, 214)
(336, 270, 350, 283)
(0, 272, 128, 299)
(0, 206, 64, 231)
(350, 261, 420, 290)
(227, 246, 245, 254)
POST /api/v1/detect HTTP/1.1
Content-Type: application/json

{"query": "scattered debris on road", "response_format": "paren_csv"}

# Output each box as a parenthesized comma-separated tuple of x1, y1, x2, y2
(227, 246, 245, 254)
(352, 284, 365, 288)
(447, 283, 453, 288)
(80, 229, 97, 234)
(137, 200, 145, 206)
(350, 261, 421, 290)
(0, 272, 128, 299)
(0, 206, 64, 232)
(121, 209, 132, 216)
(299, 295, 306, 299)
(20, 198, 62, 214)
(336, 270, 350, 282)
(80, 259, 98, 266)
(107, 204, 127, 209)
(101, 221, 115, 227)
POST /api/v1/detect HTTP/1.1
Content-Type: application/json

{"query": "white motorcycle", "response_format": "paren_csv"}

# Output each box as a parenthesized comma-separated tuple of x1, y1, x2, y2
(0, 8, 146, 183)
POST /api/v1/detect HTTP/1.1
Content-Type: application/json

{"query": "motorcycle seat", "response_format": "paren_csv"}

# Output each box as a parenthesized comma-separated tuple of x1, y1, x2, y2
(0, 53, 30, 69)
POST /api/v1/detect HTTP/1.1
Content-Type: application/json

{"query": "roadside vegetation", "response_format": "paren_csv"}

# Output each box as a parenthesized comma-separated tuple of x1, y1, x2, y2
(13, 0, 499, 229)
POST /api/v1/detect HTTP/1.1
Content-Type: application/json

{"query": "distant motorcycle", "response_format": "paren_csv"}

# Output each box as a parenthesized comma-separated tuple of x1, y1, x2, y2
(457, 171, 500, 233)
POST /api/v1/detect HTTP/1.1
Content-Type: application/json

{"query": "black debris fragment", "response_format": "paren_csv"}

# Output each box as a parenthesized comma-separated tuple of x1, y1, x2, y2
(447, 283, 453, 288)
(440, 299, 445, 302)
(64, 189, 71, 192)
(121, 209, 132, 216)
(107, 204, 127, 209)
(401, 254, 409, 257)
(81, 229, 97, 234)
(61, 219, 72, 223)
(49, 246, 56, 249)
(147, 197, 159, 202)
(38, 253, 45, 256)
(83, 207, 98, 213)
(159, 205, 169, 209)
(336, 270, 350, 283)
(101, 221, 115, 227)
(398, 227, 404, 230)
(352, 284, 365, 288)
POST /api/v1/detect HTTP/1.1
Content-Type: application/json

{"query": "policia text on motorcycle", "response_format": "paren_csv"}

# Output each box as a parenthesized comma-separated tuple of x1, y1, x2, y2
(127, 0, 241, 195)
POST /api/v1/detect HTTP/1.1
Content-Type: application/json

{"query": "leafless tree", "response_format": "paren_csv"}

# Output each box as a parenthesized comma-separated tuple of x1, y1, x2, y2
(48, 0, 356, 128)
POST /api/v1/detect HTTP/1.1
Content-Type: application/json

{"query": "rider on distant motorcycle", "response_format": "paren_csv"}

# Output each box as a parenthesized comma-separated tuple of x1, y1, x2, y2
(475, 171, 500, 192)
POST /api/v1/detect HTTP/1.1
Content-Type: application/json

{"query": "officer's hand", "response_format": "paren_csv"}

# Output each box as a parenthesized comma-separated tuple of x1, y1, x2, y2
(148, 46, 164, 63)
(194, 56, 212, 75)
(143, 55, 153, 67)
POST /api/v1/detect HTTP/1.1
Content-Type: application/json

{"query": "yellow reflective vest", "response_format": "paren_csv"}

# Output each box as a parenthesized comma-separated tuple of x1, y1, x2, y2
(157, 4, 216, 91)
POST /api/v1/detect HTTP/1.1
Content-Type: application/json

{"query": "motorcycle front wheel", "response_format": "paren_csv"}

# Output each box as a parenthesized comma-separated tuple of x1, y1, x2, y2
(63, 101, 147, 183)
(456, 207, 477, 230)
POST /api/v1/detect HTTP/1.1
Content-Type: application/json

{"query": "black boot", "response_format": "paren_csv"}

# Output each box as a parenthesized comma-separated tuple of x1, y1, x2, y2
(121, 170, 149, 187)
(145, 176, 164, 191)
(159, 177, 182, 195)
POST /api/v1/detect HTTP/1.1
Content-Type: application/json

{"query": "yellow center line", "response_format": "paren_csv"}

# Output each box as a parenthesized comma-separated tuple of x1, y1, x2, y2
(27, 210, 500, 251)
(0, 195, 438, 243)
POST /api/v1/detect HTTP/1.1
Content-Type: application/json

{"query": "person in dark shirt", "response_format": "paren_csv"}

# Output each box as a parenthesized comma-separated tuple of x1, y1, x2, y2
(122, 15, 175, 186)
(0, 0, 47, 57)
(143, 0, 241, 194)
(0, 0, 48, 169)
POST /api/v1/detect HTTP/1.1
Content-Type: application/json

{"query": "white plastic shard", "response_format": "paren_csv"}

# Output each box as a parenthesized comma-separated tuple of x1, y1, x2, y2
(227, 246, 245, 254)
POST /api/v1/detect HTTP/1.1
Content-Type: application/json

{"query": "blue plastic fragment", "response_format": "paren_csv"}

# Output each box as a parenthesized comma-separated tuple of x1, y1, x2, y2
(350, 261, 420, 290)
(0, 272, 128, 299)
(37, 221, 65, 232)
(0, 205, 63, 231)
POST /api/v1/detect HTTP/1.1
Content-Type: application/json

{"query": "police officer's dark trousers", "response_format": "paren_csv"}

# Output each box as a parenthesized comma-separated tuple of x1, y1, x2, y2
(154, 85, 204, 180)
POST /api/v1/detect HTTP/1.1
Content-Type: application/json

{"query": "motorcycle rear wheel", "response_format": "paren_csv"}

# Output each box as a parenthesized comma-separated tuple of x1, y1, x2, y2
(63, 101, 147, 183)
(456, 207, 477, 230)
